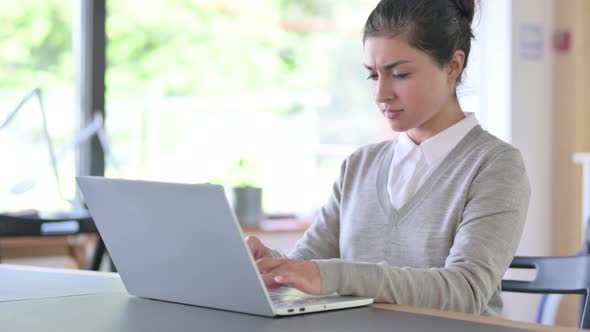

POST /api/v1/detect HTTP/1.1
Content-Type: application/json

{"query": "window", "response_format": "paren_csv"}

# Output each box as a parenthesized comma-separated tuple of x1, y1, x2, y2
(0, 0, 483, 215)
(0, 0, 76, 212)
(105, 0, 380, 214)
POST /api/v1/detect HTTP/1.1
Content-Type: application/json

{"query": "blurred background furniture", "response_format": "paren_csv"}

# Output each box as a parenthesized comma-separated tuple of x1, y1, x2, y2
(502, 255, 590, 329)
(0, 210, 99, 269)
(1, 87, 120, 271)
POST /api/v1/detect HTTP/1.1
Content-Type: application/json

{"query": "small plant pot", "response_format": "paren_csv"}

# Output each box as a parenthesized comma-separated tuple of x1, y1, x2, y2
(232, 186, 263, 227)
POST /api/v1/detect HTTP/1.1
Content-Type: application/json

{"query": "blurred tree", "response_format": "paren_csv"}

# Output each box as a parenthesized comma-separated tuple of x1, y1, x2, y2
(107, 0, 330, 98)
(0, 0, 72, 89)
(0, 0, 372, 117)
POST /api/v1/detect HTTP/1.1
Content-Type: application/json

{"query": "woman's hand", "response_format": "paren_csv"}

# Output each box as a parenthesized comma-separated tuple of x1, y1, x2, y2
(256, 258, 321, 295)
(245, 236, 273, 260)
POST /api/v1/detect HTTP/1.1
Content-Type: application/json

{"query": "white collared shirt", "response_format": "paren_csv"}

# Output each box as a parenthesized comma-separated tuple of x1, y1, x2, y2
(387, 112, 479, 209)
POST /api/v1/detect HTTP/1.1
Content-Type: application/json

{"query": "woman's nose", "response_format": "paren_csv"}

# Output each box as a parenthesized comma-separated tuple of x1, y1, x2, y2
(374, 78, 394, 103)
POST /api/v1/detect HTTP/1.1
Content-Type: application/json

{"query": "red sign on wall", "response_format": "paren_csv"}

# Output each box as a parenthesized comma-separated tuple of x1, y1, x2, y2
(554, 30, 571, 51)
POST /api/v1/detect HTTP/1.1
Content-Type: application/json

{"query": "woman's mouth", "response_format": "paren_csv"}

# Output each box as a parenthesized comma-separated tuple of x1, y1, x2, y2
(385, 109, 403, 119)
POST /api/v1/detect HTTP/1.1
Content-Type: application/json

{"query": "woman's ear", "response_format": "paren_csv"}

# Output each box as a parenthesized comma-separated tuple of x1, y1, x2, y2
(448, 50, 465, 83)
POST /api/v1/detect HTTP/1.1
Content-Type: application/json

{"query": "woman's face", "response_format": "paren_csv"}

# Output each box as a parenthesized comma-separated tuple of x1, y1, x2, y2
(364, 35, 462, 141)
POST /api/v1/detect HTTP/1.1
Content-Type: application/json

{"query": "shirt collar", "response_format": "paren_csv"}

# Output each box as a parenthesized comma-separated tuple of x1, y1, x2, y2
(419, 112, 479, 166)
(394, 130, 419, 162)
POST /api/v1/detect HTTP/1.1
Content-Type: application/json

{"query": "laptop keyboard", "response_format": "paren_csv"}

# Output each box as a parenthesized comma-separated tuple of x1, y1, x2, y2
(269, 288, 333, 308)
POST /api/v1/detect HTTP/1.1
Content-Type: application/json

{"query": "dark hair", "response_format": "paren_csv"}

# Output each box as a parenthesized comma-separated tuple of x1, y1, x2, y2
(363, 0, 476, 84)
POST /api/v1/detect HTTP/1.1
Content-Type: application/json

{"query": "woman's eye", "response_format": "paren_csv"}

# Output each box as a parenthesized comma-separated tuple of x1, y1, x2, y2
(366, 73, 378, 80)
(393, 73, 409, 79)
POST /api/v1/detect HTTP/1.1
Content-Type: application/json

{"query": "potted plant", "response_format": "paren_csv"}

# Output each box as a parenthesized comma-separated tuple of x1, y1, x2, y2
(224, 157, 263, 227)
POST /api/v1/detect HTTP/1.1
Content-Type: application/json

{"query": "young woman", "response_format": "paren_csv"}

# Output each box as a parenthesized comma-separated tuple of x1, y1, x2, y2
(248, 0, 530, 316)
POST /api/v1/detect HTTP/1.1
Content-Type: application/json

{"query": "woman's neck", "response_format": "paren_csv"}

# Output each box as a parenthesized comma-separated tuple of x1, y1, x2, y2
(407, 99, 465, 145)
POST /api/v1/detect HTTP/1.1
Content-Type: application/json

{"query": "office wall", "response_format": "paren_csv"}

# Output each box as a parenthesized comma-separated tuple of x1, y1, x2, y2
(552, 0, 590, 326)
(493, 0, 590, 326)
(553, 0, 590, 259)
(511, 0, 553, 322)
(477, 0, 553, 324)
(510, 0, 553, 256)
(476, 0, 512, 142)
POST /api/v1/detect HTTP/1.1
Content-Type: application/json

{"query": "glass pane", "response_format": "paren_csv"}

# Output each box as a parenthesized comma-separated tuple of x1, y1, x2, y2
(106, 0, 382, 215)
(106, 0, 482, 215)
(0, 0, 75, 213)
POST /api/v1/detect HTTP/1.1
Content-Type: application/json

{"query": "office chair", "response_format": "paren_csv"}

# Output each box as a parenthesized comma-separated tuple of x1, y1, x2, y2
(502, 255, 590, 329)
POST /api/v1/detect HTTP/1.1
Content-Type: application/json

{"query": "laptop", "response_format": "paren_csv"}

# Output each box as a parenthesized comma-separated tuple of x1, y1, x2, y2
(76, 176, 373, 317)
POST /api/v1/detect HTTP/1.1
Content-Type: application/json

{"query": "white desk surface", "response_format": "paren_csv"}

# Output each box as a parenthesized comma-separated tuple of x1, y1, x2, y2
(0, 264, 125, 302)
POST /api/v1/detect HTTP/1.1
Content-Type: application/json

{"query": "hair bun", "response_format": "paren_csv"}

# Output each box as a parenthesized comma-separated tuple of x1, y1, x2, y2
(452, 0, 475, 24)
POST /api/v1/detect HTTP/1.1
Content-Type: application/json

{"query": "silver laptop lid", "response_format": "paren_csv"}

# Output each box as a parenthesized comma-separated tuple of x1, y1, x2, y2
(77, 176, 274, 316)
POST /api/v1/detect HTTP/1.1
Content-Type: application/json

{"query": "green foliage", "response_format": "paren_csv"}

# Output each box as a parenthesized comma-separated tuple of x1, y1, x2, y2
(0, 0, 374, 127)
(0, 0, 379, 213)
(106, 0, 329, 98)
(210, 156, 262, 188)
(0, 0, 332, 98)
(0, 0, 72, 89)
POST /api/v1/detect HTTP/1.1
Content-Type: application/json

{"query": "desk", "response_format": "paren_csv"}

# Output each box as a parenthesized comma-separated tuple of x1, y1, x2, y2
(0, 265, 582, 332)
(0, 235, 90, 269)
(0, 212, 98, 269)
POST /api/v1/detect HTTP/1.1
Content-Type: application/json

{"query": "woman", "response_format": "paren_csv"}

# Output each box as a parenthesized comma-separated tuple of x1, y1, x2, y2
(248, 0, 530, 316)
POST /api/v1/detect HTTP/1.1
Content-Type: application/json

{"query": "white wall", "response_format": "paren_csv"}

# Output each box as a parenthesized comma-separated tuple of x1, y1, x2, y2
(475, 0, 513, 142)
(476, 0, 554, 323)
(510, 0, 553, 256)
